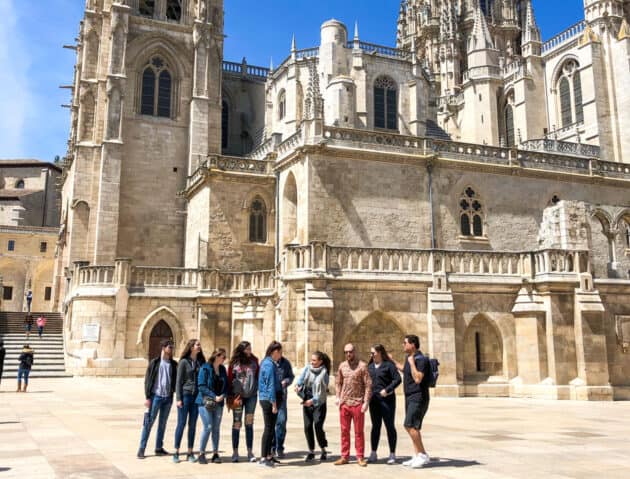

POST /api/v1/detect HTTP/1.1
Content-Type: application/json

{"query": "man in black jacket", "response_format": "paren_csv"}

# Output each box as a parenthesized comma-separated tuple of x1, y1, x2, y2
(137, 339, 177, 459)
(0, 340, 5, 386)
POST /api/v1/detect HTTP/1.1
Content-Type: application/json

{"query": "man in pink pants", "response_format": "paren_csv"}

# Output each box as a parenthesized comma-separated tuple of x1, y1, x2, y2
(334, 343, 372, 467)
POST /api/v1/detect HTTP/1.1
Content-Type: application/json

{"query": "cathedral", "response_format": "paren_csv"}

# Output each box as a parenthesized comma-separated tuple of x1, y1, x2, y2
(53, 0, 630, 400)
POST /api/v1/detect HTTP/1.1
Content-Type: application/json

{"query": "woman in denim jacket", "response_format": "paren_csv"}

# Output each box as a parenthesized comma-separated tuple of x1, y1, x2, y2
(196, 348, 228, 464)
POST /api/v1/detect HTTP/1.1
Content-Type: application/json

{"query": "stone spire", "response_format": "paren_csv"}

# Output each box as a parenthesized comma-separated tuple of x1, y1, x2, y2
(521, 0, 541, 44)
(469, 0, 494, 51)
(304, 60, 323, 120)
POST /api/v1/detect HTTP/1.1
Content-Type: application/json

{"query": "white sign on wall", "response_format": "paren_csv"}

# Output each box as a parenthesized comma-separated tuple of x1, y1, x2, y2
(82, 323, 101, 343)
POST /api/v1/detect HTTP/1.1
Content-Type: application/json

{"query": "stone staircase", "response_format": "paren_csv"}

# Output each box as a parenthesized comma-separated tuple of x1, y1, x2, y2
(0, 311, 63, 335)
(1, 334, 70, 379)
(1, 312, 69, 379)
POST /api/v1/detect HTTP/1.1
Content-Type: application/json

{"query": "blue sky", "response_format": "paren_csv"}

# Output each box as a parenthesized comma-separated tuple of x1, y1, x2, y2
(0, 0, 584, 161)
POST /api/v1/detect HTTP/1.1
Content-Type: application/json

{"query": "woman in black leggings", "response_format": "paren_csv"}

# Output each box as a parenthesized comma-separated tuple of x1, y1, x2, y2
(367, 343, 401, 464)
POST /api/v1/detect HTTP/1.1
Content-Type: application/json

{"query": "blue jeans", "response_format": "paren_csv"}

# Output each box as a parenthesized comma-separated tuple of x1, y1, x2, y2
(199, 404, 224, 453)
(17, 368, 31, 385)
(273, 397, 288, 452)
(174, 394, 198, 450)
(231, 395, 257, 451)
(139, 395, 172, 451)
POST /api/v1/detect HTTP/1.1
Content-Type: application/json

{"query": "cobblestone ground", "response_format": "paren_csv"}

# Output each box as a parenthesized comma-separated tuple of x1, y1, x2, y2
(0, 378, 629, 478)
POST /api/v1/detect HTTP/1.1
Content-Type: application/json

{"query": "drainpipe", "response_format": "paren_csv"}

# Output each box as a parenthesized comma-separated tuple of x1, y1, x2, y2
(41, 168, 49, 227)
(427, 161, 436, 249)
(275, 171, 280, 267)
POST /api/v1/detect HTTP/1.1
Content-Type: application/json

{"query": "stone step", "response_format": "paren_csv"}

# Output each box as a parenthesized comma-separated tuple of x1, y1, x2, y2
(2, 370, 72, 379)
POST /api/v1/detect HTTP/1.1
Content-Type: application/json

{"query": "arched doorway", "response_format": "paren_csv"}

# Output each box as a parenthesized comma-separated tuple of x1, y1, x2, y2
(341, 311, 405, 366)
(149, 320, 174, 360)
(282, 172, 298, 245)
(463, 315, 504, 382)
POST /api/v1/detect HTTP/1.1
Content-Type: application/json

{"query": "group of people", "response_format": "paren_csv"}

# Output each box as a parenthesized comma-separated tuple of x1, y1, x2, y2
(23, 314, 47, 339)
(137, 334, 432, 469)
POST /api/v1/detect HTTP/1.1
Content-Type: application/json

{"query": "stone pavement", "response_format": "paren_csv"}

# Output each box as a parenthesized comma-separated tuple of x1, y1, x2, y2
(0, 378, 629, 479)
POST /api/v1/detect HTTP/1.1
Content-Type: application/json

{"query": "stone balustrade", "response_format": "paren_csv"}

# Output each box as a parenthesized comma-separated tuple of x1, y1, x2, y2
(72, 263, 275, 296)
(76, 266, 116, 286)
(131, 267, 200, 289)
(282, 243, 590, 281)
(542, 21, 586, 55)
(319, 126, 630, 180)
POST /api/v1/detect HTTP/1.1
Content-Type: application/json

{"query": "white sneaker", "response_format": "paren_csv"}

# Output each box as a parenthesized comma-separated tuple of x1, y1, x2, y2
(248, 452, 257, 463)
(387, 454, 397, 465)
(402, 456, 415, 467)
(411, 453, 430, 469)
(368, 452, 378, 463)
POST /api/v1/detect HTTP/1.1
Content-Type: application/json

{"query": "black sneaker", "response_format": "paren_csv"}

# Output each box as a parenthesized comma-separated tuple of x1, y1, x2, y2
(154, 448, 169, 456)
(198, 453, 208, 465)
(320, 451, 327, 461)
(270, 457, 282, 464)
(137, 449, 146, 460)
(305, 452, 315, 462)
(211, 453, 222, 464)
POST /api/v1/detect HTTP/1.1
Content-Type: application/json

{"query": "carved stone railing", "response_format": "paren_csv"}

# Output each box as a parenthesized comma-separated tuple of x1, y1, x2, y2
(532, 250, 589, 276)
(77, 266, 116, 286)
(199, 270, 276, 293)
(222, 60, 269, 80)
(282, 243, 590, 281)
(437, 93, 464, 109)
(131, 267, 200, 289)
(503, 60, 528, 84)
(348, 40, 411, 60)
(463, 65, 502, 82)
(295, 47, 319, 60)
(319, 126, 630, 180)
(276, 129, 304, 159)
(207, 155, 270, 174)
(520, 139, 600, 159)
(542, 21, 586, 55)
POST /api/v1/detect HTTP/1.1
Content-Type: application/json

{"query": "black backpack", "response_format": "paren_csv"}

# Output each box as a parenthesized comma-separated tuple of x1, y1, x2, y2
(426, 356, 440, 388)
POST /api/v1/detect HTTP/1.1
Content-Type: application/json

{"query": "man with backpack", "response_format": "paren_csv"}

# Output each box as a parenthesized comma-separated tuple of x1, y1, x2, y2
(396, 334, 432, 469)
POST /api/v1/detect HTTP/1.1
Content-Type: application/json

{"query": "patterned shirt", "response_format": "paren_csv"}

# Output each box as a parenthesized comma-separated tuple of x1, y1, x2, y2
(336, 360, 372, 406)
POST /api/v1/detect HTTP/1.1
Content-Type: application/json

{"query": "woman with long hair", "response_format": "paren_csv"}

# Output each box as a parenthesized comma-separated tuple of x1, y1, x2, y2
(227, 341, 259, 462)
(173, 339, 205, 463)
(295, 351, 331, 462)
(367, 343, 401, 464)
(257, 341, 283, 467)
(196, 348, 228, 464)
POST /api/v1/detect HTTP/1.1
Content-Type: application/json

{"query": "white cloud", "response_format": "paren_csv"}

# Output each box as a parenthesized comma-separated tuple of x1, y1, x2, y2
(0, 0, 33, 157)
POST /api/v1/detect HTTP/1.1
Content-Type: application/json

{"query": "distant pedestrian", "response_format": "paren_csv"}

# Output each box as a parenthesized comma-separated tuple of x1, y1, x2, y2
(227, 341, 259, 463)
(296, 351, 331, 462)
(173, 339, 205, 464)
(396, 335, 431, 469)
(24, 315, 34, 339)
(25, 290, 32, 312)
(197, 348, 228, 464)
(17, 344, 34, 392)
(137, 339, 177, 460)
(271, 350, 294, 458)
(0, 340, 6, 386)
(37, 315, 47, 339)
(257, 341, 283, 468)
(367, 344, 401, 465)
(334, 343, 372, 467)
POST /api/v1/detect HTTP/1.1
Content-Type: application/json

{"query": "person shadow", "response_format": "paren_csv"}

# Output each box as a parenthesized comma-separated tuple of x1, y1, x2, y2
(421, 457, 482, 468)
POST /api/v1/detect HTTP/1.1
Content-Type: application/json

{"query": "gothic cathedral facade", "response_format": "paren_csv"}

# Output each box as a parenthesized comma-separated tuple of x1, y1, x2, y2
(54, 0, 630, 400)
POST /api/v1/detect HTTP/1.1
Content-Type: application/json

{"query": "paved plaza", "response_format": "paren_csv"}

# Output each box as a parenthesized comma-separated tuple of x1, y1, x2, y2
(0, 378, 628, 479)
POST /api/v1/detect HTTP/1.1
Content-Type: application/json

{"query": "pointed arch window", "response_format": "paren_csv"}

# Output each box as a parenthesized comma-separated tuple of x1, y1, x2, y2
(460, 187, 485, 237)
(222, 99, 229, 149)
(15, 179, 25, 189)
(140, 57, 173, 118)
(278, 90, 286, 121)
(557, 60, 584, 128)
(504, 104, 515, 147)
(374, 76, 398, 130)
(139, 0, 155, 17)
(166, 0, 182, 22)
(249, 198, 267, 243)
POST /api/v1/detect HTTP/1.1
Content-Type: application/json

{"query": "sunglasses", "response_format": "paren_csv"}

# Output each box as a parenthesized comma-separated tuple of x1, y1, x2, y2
(344, 350, 354, 354)
(370, 352, 376, 356)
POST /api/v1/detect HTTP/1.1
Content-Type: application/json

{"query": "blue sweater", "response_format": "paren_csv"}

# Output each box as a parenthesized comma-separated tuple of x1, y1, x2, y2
(258, 356, 282, 403)
(196, 363, 228, 405)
